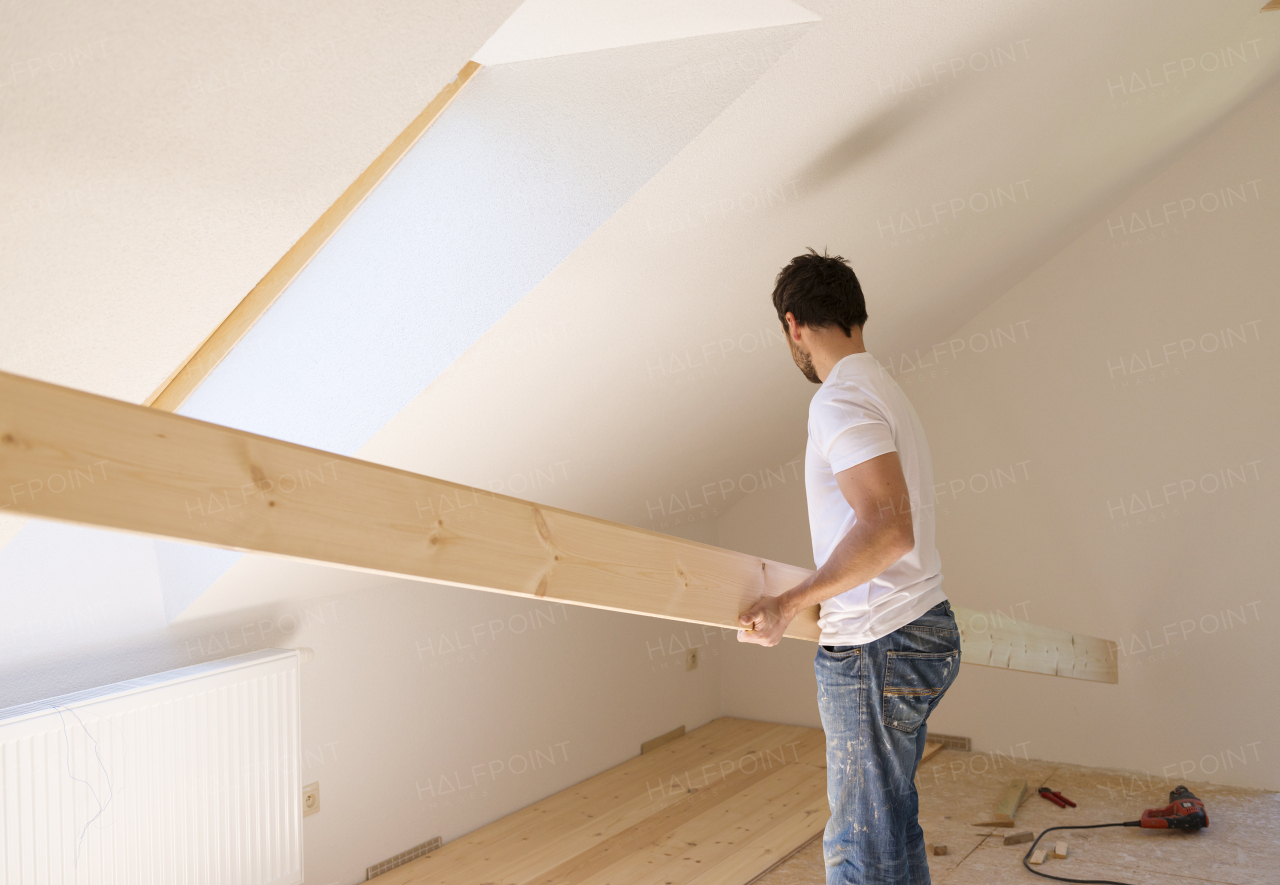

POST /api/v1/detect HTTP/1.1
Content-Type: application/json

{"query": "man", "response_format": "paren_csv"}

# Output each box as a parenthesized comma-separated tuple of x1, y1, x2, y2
(737, 249, 960, 885)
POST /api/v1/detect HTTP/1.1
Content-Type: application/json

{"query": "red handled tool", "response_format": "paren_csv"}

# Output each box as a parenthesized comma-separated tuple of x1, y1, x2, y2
(1038, 787, 1076, 808)
(1022, 786, 1208, 885)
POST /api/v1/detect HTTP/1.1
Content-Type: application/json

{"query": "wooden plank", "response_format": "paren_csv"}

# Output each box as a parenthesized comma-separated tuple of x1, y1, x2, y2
(645, 773, 828, 885)
(535, 748, 823, 885)
(1264, 1, 1280, 11)
(682, 786, 827, 885)
(145, 61, 481, 412)
(641, 725, 686, 755)
(0, 370, 1119, 683)
(373, 718, 825, 885)
(993, 780, 1027, 822)
(739, 834, 823, 885)
(516, 725, 823, 883)
(954, 607, 1116, 682)
(547, 743, 827, 885)
(920, 740, 944, 765)
(387, 721, 814, 885)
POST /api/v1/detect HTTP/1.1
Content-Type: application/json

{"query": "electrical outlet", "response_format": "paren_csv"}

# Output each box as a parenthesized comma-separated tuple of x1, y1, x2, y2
(302, 782, 320, 816)
(686, 648, 698, 671)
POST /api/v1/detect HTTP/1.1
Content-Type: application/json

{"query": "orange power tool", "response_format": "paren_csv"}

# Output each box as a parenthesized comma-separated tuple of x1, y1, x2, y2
(1023, 786, 1209, 885)
(1128, 785, 1208, 830)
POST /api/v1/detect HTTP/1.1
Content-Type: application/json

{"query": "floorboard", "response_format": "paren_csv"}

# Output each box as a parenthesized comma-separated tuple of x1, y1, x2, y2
(371, 721, 1278, 885)
(372, 717, 828, 885)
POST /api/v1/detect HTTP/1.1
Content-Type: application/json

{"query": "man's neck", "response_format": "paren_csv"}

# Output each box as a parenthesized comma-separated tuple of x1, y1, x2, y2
(812, 327, 867, 382)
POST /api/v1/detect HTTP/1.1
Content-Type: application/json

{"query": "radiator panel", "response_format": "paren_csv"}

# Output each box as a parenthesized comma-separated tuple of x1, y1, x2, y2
(0, 649, 302, 885)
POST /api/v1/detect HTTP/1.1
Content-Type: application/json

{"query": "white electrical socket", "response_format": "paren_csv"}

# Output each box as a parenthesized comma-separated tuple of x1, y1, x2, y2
(302, 782, 320, 816)
(686, 648, 698, 671)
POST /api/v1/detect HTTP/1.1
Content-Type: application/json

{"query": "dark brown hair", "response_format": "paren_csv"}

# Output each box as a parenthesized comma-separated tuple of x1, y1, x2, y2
(771, 248, 866, 336)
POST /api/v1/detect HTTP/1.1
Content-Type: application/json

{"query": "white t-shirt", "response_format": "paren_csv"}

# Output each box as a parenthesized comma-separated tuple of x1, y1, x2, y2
(805, 351, 945, 645)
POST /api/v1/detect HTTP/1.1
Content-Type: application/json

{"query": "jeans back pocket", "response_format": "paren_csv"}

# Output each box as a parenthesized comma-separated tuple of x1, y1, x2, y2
(882, 650, 959, 733)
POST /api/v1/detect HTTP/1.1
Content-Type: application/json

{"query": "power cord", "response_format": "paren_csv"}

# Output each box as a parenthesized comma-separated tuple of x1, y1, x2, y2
(1020, 822, 1136, 885)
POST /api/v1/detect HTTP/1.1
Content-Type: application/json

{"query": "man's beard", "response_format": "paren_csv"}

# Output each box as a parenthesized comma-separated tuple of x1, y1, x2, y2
(788, 337, 821, 384)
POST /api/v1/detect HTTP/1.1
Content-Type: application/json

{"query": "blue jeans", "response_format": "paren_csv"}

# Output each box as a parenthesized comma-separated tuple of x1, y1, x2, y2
(814, 599, 961, 885)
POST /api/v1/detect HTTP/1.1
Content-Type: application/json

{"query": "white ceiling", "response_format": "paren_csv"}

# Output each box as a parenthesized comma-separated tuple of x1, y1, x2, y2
(473, 0, 819, 64)
(0, 0, 520, 403)
(3, 0, 1280, 626)
(361, 0, 1280, 535)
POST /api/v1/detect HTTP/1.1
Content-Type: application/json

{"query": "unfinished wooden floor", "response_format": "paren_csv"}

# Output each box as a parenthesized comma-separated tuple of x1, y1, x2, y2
(373, 717, 1278, 885)
(760, 742, 1279, 885)
(372, 718, 828, 884)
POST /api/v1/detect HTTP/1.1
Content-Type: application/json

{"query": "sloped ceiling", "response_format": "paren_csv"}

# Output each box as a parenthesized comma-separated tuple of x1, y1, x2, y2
(184, 0, 1280, 620)
(4, 0, 1280, 629)
(0, 0, 520, 402)
(0, 0, 518, 572)
(473, 0, 819, 63)
(361, 0, 1280, 535)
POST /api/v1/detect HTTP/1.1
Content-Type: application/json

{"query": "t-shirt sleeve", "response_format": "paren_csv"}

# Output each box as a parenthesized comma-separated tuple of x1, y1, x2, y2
(812, 392, 897, 474)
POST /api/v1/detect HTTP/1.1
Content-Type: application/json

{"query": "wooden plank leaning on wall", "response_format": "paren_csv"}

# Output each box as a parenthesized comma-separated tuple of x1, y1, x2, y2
(0, 370, 1119, 683)
(145, 61, 482, 412)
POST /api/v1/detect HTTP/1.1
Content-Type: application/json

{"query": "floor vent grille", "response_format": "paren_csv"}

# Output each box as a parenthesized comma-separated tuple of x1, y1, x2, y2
(367, 836, 443, 880)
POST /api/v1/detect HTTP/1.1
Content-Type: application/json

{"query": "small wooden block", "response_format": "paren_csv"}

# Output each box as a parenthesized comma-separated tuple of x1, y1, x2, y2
(1029, 849, 1047, 865)
(1053, 841, 1068, 859)
(993, 780, 1027, 822)
(932, 844, 947, 856)
(640, 725, 685, 755)
(1004, 830, 1034, 845)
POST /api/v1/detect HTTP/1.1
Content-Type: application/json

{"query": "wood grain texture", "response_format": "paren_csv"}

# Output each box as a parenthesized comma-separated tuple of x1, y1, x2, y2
(144, 61, 481, 412)
(5, 370, 822, 640)
(993, 780, 1027, 822)
(0, 370, 1118, 682)
(954, 607, 1115, 682)
(369, 718, 828, 885)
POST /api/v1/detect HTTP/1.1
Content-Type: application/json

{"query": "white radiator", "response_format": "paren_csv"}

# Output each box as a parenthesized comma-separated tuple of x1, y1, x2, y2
(0, 649, 302, 885)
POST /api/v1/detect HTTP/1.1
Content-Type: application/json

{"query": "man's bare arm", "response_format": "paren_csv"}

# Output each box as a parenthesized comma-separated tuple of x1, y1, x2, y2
(737, 450, 915, 646)
(781, 450, 915, 615)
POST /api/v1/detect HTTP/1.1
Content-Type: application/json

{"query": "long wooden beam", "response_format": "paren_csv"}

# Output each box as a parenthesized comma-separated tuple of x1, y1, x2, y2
(0, 371, 1117, 682)
(145, 61, 482, 412)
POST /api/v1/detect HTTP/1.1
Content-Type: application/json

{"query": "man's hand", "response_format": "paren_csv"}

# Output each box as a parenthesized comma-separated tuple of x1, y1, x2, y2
(737, 593, 797, 647)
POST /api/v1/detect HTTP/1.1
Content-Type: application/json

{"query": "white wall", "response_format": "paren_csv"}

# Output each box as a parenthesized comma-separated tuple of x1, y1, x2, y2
(0, 22, 812, 884)
(291, 583, 725, 881)
(714, 453, 823, 730)
(1, 525, 725, 885)
(717, 77, 1280, 792)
